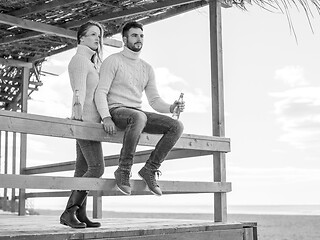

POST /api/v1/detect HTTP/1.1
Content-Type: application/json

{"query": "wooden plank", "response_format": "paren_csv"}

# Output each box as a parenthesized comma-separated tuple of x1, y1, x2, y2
(60, 0, 203, 28)
(140, 1, 208, 26)
(1, 0, 201, 49)
(0, 58, 32, 68)
(94, 229, 244, 240)
(209, 0, 228, 223)
(0, 174, 231, 194)
(10, 0, 86, 17)
(0, 215, 248, 240)
(23, 149, 214, 174)
(0, 110, 230, 152)
(17, 67, 30, 216)
(0, 14, 122, 48)
(10, 132, 17, 213)
(3, 132, 8, 211)
(92, 191, 103, 219)
(0, 13, 77, 39)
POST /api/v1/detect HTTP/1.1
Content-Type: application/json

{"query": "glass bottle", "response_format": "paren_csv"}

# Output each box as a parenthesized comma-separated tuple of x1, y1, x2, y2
(73, 90, 82, 120)
(172, 93, 184, 120)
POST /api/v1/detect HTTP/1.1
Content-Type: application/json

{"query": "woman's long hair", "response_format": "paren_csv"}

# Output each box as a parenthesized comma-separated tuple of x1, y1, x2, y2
(77, 21, 104, 68)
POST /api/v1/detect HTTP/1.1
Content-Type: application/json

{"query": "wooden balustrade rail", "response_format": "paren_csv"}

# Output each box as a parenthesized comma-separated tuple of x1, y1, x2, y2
(0, 109, 231, 218)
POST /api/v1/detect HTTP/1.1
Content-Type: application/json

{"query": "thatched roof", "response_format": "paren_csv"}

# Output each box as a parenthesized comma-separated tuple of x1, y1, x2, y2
(0, 0, 319, 110)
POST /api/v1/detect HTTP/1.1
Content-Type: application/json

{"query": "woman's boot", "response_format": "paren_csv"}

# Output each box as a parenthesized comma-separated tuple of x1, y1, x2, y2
(76, 196, 101, 228)
(60, 190, 88, 228)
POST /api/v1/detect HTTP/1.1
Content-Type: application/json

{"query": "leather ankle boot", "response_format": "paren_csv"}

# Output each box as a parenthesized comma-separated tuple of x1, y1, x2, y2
(60, 190, 88, 228)
(76, 196, 101, 228)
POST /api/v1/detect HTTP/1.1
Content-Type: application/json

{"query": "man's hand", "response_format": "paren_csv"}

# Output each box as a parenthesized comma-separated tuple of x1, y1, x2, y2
(170, 100, 185, 113)
(102, 117, 117, 135)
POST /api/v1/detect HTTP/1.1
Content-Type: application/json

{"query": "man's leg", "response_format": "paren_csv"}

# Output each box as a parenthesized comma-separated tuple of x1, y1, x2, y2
(138, 111, 184, 196)
(111, 107, 148, 195)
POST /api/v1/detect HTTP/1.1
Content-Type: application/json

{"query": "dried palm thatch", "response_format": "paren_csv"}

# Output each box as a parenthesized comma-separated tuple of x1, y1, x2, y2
(0, 0, 319, 110)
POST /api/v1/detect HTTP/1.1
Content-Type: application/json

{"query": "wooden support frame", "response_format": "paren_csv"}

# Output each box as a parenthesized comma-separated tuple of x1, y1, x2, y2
(0, 13, 122, 48)
(0, 108, 231, 218)
(18, 67, 29, 216)
(23, 149, 214, 175)
(209, 0, 227, 222)
(3, 132, 8, 211)
(11, 132, 17, 213)
(0, 174, 231, 194)
(0, 58, 32, 68)
(0, 111, 230, 152)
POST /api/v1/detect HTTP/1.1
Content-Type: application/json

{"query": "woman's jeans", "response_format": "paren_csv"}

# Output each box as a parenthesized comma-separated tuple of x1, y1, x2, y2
(110, 107, 184, 171)
(74, 139, 105, 178)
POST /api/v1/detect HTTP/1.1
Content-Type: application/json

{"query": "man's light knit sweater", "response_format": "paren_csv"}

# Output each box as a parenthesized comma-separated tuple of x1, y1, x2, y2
(95, 46, 171, 119)
(69, 45, 101, 123)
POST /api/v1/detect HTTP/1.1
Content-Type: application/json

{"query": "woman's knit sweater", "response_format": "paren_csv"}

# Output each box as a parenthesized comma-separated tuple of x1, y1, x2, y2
(95, 46, 171, 119)
(69, 45, 101, 123)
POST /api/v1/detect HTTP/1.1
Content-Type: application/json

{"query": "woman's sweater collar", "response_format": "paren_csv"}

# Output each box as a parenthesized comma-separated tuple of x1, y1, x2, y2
(122, 46, 141, 60)
(76, 44, 96, 59)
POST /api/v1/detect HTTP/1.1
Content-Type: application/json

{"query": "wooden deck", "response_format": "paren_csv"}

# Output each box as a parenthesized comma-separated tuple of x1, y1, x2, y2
(0, 212, 256, 240)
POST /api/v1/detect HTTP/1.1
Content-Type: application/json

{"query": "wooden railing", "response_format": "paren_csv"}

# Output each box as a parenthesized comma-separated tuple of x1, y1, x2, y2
(0, 110, 231, 220)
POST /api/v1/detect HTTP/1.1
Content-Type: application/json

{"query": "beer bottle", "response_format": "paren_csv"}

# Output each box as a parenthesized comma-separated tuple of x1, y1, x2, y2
(172, 93, 184, 120)
(73, 90, 82, 120)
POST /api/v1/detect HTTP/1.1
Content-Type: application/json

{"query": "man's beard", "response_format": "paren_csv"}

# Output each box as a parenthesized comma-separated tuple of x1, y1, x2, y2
(128, 42, 142, 52)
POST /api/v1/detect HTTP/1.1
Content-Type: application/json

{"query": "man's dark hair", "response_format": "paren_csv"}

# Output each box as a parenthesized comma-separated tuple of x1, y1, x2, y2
(122, 21, 143, 37)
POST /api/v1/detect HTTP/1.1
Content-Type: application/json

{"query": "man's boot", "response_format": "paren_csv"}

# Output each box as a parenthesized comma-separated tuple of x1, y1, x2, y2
(138, 166, 162, 196)
(76, 196, 101, 228)
(60, 190, 88, 228)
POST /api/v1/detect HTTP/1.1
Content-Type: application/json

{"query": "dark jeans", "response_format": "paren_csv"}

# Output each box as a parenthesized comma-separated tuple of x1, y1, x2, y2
(110, 107, 184, 171)
(74, 139, 105, 178)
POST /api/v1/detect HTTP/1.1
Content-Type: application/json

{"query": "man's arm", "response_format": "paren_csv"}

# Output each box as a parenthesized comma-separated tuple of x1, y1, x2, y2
(145, 65, 172, 113)
(95, 56, 117, 119)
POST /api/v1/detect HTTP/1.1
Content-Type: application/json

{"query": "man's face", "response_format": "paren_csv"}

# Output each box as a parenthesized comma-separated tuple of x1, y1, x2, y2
(124, 27, 144, 52)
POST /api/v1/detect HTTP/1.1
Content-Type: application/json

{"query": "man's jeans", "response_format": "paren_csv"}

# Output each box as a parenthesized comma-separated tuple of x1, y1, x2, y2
(74, 139, 105, 178)
(110, 107, 184, 171)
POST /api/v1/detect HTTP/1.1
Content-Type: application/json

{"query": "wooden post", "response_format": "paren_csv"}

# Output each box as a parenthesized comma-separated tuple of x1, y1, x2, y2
(18, 66, 30, 216)
(93, 191, 103, 219)
(11, 132, 17, 212)
(3, 131, 8, 211)
(209, 0, 227, 222)
(0, 131, 1, 173)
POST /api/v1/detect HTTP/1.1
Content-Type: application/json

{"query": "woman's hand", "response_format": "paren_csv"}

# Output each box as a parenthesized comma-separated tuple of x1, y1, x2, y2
(102, 117, 117, 135)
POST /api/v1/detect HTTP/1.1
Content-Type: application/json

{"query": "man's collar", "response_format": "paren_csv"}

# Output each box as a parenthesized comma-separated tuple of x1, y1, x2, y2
(122, 46, 141, 60)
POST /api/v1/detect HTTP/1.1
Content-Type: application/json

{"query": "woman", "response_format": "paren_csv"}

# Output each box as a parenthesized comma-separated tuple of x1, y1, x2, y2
(60, 21, 105, 229)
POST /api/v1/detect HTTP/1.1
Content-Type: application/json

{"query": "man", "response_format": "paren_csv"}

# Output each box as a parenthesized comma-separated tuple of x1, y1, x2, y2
(95, 21, 184, 196)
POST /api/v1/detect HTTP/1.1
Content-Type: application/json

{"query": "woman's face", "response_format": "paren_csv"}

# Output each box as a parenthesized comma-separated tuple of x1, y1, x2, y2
(80, 25, 101, 51)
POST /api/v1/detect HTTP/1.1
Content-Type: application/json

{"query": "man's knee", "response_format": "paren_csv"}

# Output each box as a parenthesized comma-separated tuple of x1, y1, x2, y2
(129, 111, 147, 128)
(173, 120, 184, 136)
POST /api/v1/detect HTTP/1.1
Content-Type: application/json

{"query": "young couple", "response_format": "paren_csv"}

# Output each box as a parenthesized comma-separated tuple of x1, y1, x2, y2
(60, 20, 185, 228)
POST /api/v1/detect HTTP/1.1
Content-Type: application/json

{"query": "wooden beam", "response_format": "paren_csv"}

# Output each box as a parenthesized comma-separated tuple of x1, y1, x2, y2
(0, 13, 77, 39)
(10, 0, 87, 17)
(209, 0, 227, 223)
(0, 0, 201, 47)
(0, 110, 231, 152)
(23, 149, 213, 174)
(0, 31, 37, 45)
(140, 1, 208, 26)
(18, 67, 30, 216)
(0, 174, 231, 193)
(0, 58, 32, 68)
(63, 0, 203, 28)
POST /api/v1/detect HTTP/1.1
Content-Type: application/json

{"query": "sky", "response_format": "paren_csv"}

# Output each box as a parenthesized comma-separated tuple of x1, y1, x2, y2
(3, 2, 320, 213)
